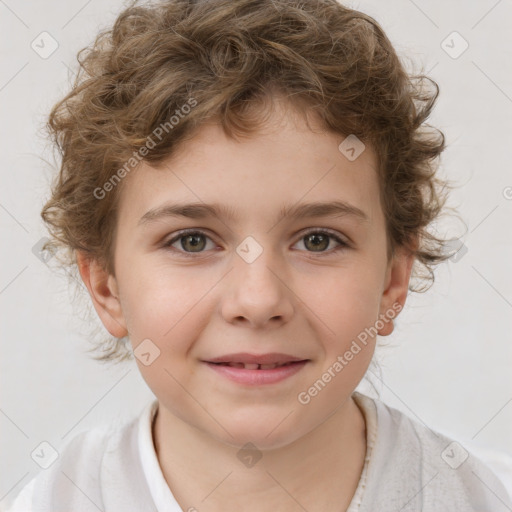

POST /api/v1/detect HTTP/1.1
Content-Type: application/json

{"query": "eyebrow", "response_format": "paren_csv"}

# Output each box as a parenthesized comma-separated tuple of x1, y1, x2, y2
(138, 200, 369, 226)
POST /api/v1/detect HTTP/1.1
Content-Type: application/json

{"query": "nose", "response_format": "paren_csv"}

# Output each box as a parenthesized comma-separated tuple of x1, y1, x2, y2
(220, 246, 294, 328)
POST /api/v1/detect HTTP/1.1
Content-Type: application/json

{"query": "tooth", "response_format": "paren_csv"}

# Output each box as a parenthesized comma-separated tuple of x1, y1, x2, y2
(222, 362, 292, 370)
(243, 363, 260, 370)
(227, 362, 245, 368)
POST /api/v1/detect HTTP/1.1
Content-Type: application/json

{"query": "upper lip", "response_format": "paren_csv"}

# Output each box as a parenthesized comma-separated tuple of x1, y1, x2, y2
(204, 353, 309, 365)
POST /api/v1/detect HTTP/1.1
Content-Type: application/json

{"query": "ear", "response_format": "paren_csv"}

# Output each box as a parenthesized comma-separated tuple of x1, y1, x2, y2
(377, 243, 416, 336)
(76, 251, 128, 338)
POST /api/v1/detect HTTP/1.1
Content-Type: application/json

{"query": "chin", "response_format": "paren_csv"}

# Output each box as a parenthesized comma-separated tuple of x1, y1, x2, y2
(214, 419, 309, 452)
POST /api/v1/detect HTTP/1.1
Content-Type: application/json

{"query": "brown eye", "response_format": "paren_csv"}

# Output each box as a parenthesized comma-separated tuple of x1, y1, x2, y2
(294, 229, 349, 255)
(180, 233, 206, 252)
(163, 230, 215, 255)
(163, 228, 349, 258)
(303, 232, 330, 252)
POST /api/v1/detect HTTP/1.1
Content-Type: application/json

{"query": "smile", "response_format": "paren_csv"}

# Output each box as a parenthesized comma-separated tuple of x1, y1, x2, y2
(210, 361, 299, 370)
(203, 360, 309, 385)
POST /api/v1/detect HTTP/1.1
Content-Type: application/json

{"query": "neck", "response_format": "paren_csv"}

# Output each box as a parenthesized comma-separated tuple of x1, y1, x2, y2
(152, 395, 367, 512)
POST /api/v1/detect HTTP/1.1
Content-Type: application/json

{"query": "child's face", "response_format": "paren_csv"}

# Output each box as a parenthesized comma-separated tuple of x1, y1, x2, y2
(82, 100, 413, 449)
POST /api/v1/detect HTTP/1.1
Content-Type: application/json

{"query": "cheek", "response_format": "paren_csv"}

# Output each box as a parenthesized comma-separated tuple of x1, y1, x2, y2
(300, 264, 384, 343)
(122, 268, 209, 398)
(118, 260, 214, 350)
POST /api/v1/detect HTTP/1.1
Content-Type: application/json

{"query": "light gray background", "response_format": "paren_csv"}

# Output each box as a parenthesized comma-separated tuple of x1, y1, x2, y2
(1, 0, 511, 507)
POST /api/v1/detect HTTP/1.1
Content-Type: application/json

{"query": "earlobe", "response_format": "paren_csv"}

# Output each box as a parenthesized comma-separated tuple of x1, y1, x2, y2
(377, 245, 415, 336)
(76, 251, 128, 338)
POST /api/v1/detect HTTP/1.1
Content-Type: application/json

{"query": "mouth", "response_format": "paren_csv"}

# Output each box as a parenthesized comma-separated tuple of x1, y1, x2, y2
(203, 358, 310, 385)
(207, 361, 306, 370)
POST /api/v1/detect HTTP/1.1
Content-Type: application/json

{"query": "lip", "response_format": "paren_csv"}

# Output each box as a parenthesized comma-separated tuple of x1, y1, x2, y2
(204, 352, 307, 365)
(203, 360, 309, 385)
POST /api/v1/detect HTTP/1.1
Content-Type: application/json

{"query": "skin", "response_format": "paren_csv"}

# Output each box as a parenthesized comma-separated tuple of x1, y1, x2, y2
(77, 96, 415, 512)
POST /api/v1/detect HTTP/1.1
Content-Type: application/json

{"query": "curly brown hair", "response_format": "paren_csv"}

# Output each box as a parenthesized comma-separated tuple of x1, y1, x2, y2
(41, 0, 455, 363)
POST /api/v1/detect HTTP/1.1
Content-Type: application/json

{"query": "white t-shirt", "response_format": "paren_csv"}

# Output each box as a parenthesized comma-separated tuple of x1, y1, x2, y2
(5, 392, 512, 511)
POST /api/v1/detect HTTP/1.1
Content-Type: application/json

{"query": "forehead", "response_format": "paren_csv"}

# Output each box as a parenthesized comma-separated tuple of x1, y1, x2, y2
(116, 101, 381, 227)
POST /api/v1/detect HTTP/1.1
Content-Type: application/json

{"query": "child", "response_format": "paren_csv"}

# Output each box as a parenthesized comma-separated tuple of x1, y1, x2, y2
(6, 0, 511, 510)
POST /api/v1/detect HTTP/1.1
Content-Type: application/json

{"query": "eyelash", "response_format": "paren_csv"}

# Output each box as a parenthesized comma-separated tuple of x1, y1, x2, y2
(161, 228, 350, 258)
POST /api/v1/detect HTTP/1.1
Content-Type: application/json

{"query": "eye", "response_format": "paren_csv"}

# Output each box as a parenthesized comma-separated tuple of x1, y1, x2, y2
(162, 228, 350, 258)
(293, 229, 349, 255)
(162, 230, 217, 256)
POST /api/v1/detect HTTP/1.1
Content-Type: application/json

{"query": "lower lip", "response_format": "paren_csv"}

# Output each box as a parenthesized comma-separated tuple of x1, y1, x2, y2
(204, 361, 309, 385)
